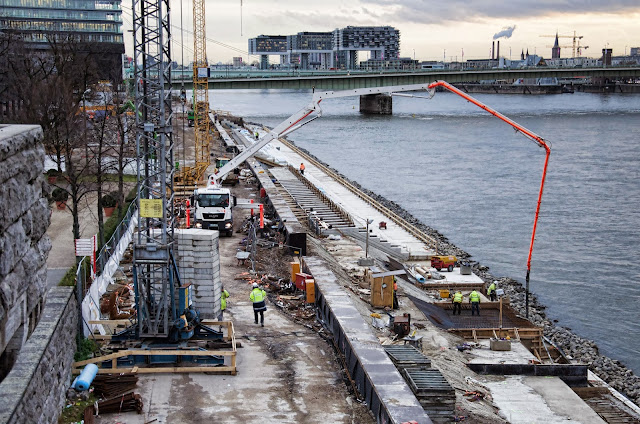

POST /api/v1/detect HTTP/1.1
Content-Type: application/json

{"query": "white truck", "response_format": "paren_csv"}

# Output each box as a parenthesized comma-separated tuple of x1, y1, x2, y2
(192, 175, 235, 236)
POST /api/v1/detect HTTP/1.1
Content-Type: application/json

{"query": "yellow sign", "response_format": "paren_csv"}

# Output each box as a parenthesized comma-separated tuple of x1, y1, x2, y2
(140, 199, 163, 218)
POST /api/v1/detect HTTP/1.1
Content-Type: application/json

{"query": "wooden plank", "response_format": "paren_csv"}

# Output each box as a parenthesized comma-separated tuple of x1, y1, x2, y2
(74, 365, 237, 374)
(89, 320, 133, 325)
(73, 348, 237, 367)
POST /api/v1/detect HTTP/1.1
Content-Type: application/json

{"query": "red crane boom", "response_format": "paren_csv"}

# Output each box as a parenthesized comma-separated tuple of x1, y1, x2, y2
(428, 80, 551, 317)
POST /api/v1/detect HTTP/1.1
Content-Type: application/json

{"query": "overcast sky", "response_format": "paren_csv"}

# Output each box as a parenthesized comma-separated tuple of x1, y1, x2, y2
(121, 0, 640, 63)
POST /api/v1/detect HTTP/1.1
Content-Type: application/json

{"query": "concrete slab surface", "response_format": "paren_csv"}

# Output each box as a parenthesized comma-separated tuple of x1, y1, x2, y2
(468, 340, 538, 365)
(484, 375, 606, 424)
(246, 126, 434, 259)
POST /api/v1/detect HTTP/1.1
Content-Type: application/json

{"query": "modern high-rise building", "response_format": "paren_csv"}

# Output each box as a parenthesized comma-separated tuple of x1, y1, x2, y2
(0, 0, 125, 79)
(248, 26, 400, 70)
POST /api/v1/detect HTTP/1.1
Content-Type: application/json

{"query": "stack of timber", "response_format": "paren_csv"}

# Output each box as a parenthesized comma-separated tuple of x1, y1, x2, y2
(92, 373, 138, 398)
(384, 345, 455, 421)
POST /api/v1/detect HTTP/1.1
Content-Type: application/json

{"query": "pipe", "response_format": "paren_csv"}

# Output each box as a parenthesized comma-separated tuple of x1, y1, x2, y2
(427, 80, 551, 319)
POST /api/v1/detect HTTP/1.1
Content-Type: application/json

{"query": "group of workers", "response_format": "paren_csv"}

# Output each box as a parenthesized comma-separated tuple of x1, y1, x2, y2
(451, 281, 499, 316)
(217, 282, 269, 328)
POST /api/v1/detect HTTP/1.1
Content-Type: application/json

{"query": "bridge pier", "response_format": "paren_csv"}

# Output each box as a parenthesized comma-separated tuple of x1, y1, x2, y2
(359, 93, 392, 115)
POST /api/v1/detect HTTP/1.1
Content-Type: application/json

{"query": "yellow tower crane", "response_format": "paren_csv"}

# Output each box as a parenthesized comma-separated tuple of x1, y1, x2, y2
(539, 31, 584, 58)
(176, 0, 212, 187)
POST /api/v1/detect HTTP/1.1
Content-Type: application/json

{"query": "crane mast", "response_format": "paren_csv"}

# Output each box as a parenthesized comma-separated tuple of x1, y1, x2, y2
(191, 0, 212, 183)
(132, 0, 178, 338)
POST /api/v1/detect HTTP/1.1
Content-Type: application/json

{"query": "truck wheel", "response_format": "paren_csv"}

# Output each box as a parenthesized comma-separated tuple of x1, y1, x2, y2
(226, 230, 233, 237)
(448, 265, 454, 272)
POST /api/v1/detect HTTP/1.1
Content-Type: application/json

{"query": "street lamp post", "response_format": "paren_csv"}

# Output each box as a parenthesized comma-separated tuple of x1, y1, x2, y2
(365, 219, 373, 259)
(82, 88, 90, 165)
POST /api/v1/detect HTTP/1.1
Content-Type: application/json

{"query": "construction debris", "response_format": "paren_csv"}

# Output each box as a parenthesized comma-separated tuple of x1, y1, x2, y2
(92, 373, 138, 398)
(85, 392, 144, 417)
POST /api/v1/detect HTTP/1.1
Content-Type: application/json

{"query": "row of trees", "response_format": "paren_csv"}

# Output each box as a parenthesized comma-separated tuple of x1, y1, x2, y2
(0, 32, 136, 249)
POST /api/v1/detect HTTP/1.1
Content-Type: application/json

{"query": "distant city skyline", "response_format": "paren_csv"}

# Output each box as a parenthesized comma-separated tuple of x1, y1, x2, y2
(121, 0, 640, 64)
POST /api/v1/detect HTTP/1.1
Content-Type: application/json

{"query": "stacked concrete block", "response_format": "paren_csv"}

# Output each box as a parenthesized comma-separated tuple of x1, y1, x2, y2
(0, 125, 51, 376)
(175, 229, 221, 319)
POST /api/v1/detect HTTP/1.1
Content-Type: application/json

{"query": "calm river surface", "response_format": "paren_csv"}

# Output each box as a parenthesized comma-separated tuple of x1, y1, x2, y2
(210, 89, 640, 374)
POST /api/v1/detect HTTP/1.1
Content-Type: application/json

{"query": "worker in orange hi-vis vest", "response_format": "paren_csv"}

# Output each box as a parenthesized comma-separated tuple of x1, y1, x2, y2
(299, 163, 305, 175)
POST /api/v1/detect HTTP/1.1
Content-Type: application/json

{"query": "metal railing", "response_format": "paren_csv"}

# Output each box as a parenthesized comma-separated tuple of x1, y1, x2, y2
(96, 198, 138, 275)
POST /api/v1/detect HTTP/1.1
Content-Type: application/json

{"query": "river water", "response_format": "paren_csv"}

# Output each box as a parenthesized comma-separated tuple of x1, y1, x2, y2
(210, 89, 640, 374)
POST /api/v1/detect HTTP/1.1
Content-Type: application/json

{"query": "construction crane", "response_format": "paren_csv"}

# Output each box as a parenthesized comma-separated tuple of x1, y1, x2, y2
(540, 31, 584, 58)
(176, 0, 212, 187)
(127, 0, 221, 347)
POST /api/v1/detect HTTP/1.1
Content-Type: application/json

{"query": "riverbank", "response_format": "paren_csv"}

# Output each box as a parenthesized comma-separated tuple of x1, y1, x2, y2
(279, 133, 640, 408)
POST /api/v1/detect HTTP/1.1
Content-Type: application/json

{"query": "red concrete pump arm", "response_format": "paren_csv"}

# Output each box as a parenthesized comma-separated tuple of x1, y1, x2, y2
(427, 81, 551, 314)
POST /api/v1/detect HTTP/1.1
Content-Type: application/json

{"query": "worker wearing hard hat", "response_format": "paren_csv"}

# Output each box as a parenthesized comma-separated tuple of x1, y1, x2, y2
(487, 281, 497, 302)
(250, 282, 267, 327)
(452, 290, 463, 315)
(469, 289, 481, 316)
(392, 276, 399, 310)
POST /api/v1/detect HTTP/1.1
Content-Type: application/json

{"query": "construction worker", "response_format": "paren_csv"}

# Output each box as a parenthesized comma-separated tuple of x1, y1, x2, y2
(250, 282, 267, 326)
(219, 286, 230, 321)
(487, 281, 497, 302)
(254, 131, 259, 140)
(469, 289, 481, 316)
(299, 162, 305, 175)
(452, 290, 463, 315)
(392, 276, 399, 310)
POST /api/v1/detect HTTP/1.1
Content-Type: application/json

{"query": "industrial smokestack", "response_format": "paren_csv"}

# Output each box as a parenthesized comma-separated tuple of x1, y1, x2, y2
(492, 41, 495, 60)
(497, 41, 500, 60)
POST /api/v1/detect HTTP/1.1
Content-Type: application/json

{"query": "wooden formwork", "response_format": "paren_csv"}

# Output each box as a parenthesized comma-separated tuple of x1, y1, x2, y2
(449, 326, 564, 363)
(75, 320, 237, 375)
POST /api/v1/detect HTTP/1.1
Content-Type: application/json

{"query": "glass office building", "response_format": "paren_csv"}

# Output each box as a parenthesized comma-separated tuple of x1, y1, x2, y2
(0, 0, 124, 78)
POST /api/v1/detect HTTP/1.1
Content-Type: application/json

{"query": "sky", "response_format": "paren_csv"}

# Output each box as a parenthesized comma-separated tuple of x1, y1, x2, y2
(120, 0, 640, 64)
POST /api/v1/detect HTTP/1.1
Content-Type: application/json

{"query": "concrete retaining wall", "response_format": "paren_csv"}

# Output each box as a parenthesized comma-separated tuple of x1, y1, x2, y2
(305, 256, 432, 424)
(0, 287, 77, 424)
(0, 125, 51, 377)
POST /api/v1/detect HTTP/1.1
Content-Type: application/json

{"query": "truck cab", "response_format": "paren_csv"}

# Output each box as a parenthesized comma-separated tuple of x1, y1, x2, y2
(430, 255, 457, 272)
(192, 187, 234, 236)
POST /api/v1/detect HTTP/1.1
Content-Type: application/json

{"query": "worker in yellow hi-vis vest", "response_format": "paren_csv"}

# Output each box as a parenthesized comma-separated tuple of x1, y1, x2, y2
(487, 281, 497, 301)
(250, 282, 267, 327)
(469, 289, 481, 316)
(452, 290, 463, 315)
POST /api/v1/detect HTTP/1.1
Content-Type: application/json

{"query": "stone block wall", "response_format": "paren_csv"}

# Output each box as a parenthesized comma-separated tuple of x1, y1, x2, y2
(175, 229, 222, 319)
(0, 287, 77, 424)
(0, 125, 51, 376)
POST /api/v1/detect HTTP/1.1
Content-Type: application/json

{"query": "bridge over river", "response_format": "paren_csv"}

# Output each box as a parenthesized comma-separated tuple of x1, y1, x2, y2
(171, 67, 640, 91)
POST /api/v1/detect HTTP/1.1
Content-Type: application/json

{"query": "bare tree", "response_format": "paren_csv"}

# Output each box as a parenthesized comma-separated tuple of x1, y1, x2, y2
(0, 33, 101, 240)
